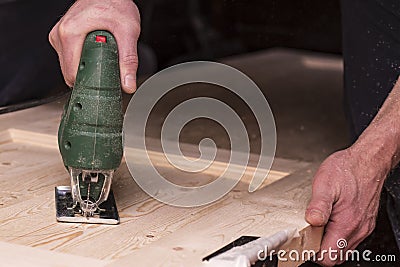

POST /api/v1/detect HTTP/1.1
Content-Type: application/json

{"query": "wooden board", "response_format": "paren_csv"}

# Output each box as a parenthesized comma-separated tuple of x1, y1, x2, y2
(0, 241, 108, 267)
(0, 100, 322, 266)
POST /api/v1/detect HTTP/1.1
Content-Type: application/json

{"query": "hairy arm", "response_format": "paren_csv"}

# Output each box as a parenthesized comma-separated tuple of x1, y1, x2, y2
(305, 78, 400, 266)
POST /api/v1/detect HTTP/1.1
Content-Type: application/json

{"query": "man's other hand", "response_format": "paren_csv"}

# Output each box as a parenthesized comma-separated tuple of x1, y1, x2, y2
(305, 147, 388, 266)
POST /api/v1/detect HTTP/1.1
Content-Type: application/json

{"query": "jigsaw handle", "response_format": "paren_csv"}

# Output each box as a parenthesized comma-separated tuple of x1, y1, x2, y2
(58, 30, 123, 171)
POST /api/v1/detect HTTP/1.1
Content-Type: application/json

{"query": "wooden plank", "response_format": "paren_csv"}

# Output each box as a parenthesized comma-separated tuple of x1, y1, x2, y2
(0, 100, 321, 266)
(0, 101, 63, 135)
(106, 165, 321, 267)
(0, 241, 108, 267)
(3, 128, 307, 191)
(0, 128, 307, 259)
(0, 130, 68, 207)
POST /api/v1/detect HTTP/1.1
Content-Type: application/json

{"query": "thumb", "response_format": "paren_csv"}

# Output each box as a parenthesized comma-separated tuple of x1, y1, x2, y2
(119, 46, 139, 94)
(305, 206, 330, 227)
(305, 172, 335, 227)
(114, 27, 140, 94)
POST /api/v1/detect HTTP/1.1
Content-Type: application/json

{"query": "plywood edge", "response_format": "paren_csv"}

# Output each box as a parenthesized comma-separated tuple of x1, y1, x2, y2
(0, 129, 12, 145)
(126, 147, 292, 188)
(0, 241, 109, 267)
(8, 128, 58, 149)
(5, 129, 307, 189)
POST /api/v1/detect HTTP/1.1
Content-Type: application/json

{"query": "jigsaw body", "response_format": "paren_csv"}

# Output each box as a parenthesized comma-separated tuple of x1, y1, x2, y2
(56, 31, 123, 224)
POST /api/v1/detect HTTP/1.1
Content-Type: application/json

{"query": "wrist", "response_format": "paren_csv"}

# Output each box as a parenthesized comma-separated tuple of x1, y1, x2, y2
(347, 77, 400, 177)
(350, 122, 400, 172)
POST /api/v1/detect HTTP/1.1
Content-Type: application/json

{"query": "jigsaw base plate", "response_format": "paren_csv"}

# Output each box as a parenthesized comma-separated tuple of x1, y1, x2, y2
(55, 186, 119, 225)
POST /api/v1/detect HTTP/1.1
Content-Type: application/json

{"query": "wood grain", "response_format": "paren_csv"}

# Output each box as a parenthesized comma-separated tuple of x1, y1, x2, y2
(0, 100, 321, 266)
(0, 241, 108, 267)
(107, 166, 322, 267)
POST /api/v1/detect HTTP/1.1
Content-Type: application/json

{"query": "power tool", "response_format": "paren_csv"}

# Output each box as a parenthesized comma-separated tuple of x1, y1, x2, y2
(55, 30, 123, 224)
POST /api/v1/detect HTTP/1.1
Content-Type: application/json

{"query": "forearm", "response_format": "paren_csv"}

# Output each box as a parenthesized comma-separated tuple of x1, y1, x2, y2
(305, 78, 400, 266)
(351, 77, 400, 173)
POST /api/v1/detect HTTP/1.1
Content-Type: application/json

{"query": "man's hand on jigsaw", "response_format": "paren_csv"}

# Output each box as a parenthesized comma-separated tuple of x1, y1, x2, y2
(49, 0, 141, 93)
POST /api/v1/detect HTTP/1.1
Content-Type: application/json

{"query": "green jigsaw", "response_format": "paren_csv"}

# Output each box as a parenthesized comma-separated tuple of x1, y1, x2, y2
(55, 30, 123, 224)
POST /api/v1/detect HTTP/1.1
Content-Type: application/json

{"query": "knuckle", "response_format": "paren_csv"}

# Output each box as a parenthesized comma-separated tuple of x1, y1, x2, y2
(125, 0, 141, 21)
(48, 30, 56, 47)
(131, 20, 141, 36)
(57, 18, 76, 39)
(119, 20, 141, 39)
(48, 24, 60, 47)
(121, 54, 139, 66)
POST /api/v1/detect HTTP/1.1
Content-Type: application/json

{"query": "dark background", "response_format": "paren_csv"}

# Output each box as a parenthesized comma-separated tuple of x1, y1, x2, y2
(0, 0, 342, 107)
(136, 0, 342, 71)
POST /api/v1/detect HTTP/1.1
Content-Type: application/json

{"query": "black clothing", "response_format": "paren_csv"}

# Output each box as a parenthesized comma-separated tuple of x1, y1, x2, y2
(0, 0, 73, 107)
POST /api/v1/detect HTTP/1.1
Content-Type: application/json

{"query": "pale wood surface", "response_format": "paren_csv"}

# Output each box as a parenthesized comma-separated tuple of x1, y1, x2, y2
(0, 241, 108, 267)
(0, 99, 321, 266)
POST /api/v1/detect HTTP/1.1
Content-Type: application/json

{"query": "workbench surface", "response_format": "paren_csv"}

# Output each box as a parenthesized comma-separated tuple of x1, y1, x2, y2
(0, 51, 325, 266)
